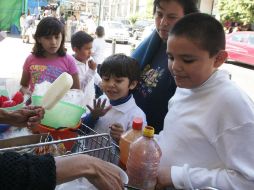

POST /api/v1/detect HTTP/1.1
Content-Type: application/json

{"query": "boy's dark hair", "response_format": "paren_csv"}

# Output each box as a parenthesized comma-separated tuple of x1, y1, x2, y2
(100, 54, 140, 84)
(33, 17, 66, 57)
(153, 0, 199, 15)
(170, 13, 225, 57)
(71, 31, 93, 49)
(96, 26, 105, 37)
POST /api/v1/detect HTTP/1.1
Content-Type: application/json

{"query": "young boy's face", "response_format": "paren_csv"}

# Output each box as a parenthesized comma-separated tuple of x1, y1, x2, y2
(73, 42, 92, 62)
(167, 35, 226, 89)
(101, 76, 137, 100)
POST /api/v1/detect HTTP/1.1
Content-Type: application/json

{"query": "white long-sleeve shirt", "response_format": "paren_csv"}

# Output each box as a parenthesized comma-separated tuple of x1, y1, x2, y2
(92, 37, 107, 65)
(75, 58, 101, 107)
(157, 70, 254, 189)
(94, 94, 147, 133)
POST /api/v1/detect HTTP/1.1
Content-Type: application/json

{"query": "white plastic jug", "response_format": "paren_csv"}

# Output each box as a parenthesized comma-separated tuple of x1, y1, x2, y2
(42, 72, 73, 110)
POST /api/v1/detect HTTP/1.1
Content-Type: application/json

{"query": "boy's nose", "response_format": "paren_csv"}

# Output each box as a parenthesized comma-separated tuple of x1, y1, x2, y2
(108, 79, 116, 87)
(171, 60, 182, 72)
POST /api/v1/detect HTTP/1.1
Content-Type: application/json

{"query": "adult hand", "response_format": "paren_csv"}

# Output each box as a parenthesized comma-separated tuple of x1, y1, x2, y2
(88, 59, 97, 71)
(56, 154, 124, 190)
(87, 98, 111, 120)
(3, 106, 44, 128)
(155, 167, 174, 190)
(110, 123, 124, 143)
(85, 156, 123, 190)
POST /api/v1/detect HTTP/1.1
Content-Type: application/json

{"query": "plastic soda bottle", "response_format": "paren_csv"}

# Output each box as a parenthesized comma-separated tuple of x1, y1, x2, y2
(119, 117, 143, 170)
(126, 126, 162, 190)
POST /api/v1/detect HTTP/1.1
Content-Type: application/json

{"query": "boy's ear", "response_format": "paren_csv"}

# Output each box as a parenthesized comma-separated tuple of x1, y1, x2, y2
(72, 47, 78, 52)
(214, 50, 228, 68)
(129, 80, 138, 90)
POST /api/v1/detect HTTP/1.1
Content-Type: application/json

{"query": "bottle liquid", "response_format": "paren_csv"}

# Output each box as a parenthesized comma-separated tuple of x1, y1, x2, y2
(126, 126, 162, 190)
(119, 117, 143, 170)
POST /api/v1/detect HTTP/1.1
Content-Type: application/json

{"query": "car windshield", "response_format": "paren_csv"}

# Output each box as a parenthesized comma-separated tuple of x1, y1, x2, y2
(121, 20, 131, 25)
(108, 22, 124, 29)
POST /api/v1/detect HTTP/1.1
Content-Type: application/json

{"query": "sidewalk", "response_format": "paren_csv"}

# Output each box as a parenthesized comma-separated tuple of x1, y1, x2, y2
(0, 35, 132, 79)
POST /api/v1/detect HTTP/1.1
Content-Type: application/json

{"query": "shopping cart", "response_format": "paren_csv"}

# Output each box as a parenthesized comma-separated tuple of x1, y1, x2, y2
(0, 124, 220, 190)
(0, 123, 120, 165)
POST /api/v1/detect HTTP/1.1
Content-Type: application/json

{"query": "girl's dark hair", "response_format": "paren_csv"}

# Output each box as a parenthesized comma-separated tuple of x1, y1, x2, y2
(71, 31, 93, 49)
(170, 13, 225, 57)
(153, 0, 199, 15)
(32, 17, 66, 57)
(100, 54, 140, 84)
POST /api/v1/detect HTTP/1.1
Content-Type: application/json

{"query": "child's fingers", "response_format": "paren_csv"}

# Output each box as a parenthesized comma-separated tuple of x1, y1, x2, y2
(93, 99, 97, 108)
(110, 124, 124, 132)
(101, 98, 107, 108)
(110, 130, 122, 143)
(103, 105, 112, 114)
(110, 130, 123, 136)
(96, 98, 101, 107)
(87, 105, 93, 112)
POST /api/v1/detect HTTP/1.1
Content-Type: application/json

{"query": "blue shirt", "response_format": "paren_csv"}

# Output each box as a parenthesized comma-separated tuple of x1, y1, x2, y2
(132, 31, 176, 133)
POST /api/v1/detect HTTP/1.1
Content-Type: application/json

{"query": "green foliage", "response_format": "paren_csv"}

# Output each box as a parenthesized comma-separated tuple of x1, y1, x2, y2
(129, 0, 153, 24)
(145, 0, 153, 19)
(129, 14, 139, 24)
(219, 0, 254, 24)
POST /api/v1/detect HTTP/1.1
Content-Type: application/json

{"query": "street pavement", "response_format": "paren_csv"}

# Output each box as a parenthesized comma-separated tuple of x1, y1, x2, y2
(1, 35, 254, 100)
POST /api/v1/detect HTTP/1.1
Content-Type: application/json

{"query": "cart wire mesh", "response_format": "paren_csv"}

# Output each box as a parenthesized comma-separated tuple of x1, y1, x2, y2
(0, 123, 120, 165)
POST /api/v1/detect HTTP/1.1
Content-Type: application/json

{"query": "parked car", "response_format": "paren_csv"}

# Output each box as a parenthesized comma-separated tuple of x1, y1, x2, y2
(141, 24, 155, 40)
(114, 19, 133, 36)
(101, 21, 129, 44)
(226, 31, 254, 66)
(132, 20, 154, 40)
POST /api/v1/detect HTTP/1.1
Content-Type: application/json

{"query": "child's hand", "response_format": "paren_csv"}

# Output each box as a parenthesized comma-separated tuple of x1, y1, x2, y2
(110, 123, 124, 144)
(88, 59, 97, 71)
(87, 98, 111, 120)
(155, 167, 173, 190)
(20, 86, 32, 96)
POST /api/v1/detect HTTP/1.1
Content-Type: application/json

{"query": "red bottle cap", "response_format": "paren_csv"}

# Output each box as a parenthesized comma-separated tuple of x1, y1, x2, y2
(132, 117, 143, 130)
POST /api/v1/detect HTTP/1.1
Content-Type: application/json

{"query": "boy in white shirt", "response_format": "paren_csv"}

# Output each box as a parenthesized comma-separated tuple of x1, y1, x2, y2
(155, 13, 254, 190)
(71, 31, 101, 107)
(81, 54, 147, 143)
(92, 26, 107, 73)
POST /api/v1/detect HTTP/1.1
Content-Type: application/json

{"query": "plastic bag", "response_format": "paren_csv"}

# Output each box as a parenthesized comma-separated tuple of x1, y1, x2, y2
(55, 178, 97, 190)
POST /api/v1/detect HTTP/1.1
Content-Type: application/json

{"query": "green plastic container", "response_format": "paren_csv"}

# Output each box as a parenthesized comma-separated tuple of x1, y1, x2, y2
(32, 95, 86, 129)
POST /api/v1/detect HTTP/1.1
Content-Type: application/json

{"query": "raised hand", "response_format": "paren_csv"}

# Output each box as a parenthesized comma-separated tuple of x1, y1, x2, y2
(86, 98, 112, 120)
(88, 58, 97, 71)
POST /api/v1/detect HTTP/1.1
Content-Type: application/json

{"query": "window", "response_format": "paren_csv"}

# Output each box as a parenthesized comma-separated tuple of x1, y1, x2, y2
(248, 35, 254, 45)
(231, 34, 247, 43)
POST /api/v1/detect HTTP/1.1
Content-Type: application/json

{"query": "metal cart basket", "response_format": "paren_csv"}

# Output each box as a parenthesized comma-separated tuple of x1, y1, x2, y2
(0, 123, 120, 165)
(0, 124, 219, 190)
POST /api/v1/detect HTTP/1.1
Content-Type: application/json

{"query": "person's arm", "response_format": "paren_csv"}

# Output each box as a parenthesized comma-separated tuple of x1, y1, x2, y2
(157, 123, 254, 190)
(20, 69, 31, 95)
(0, 106, 44, 127)
(71, 73, 80, 89)
(79, 67, 97, 90)
(0, 152, 56, 190)
(55, 154, 123, 189)
(81, 113, 99, 129)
